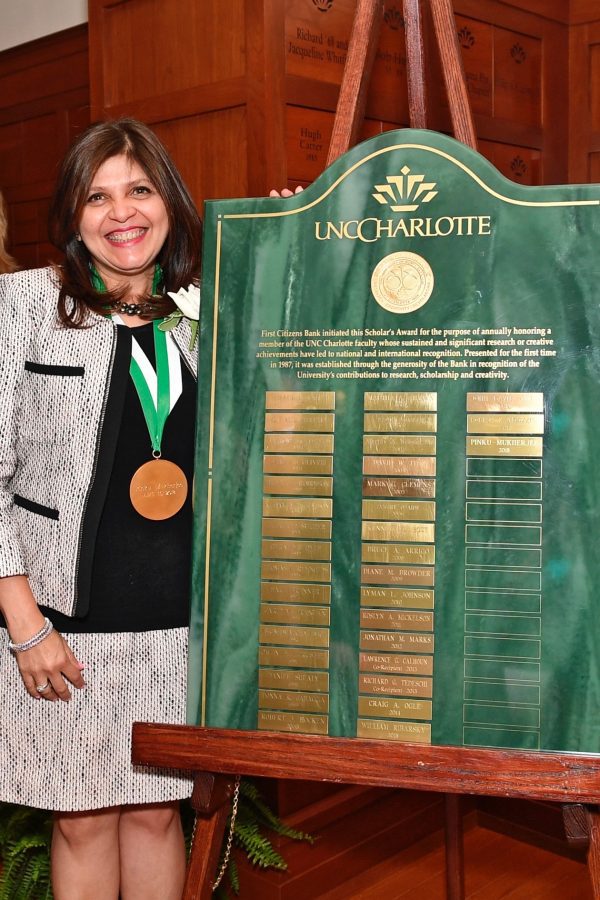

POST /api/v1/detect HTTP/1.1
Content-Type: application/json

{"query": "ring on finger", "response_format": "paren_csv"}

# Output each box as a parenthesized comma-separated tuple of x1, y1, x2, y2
(36, 681, 51, 693)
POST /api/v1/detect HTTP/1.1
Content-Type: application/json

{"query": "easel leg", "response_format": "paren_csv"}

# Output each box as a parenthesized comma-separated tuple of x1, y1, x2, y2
(563, 803, 600, 899)
(183, 772, 236, 900)
(444, 794, 465, 900)
(587, 808, 600, 898)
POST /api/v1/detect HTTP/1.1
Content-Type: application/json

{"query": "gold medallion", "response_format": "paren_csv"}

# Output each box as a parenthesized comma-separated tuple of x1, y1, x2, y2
(129, 459, 188, 520)
(371, 251, 434, 313)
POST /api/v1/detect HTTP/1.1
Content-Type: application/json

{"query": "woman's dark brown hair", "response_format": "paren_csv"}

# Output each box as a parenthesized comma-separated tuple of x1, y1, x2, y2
(48, 118, 202, 326)
(0, 191, 17, 275)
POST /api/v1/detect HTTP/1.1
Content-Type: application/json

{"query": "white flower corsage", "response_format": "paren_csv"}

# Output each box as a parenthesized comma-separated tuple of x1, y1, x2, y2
(159, 284, 200, 350)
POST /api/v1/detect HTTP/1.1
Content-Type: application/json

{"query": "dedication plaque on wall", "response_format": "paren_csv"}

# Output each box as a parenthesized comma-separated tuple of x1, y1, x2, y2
(188, 128, 600, 753)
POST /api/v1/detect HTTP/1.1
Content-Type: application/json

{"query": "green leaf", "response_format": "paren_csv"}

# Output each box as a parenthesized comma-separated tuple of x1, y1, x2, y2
(158, 311, 183, 332)
(0, 803, 53, 900)
(188, 320, 199, 351)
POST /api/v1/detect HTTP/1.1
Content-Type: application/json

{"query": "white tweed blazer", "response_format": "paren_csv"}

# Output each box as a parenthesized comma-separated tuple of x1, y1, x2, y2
(0, 267, 198, 616)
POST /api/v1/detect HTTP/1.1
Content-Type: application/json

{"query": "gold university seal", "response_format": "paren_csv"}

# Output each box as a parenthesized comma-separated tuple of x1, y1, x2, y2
(371, 251, 434, 314)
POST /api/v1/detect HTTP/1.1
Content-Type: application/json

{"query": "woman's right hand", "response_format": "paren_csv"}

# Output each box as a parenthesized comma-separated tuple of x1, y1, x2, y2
(14, 628, 85, 701)
(0, 574, 85, 701)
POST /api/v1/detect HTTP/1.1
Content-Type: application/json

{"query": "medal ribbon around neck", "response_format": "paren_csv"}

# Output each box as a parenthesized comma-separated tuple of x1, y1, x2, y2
(90, 265, 188, 519)
(128, 321, 182, 457)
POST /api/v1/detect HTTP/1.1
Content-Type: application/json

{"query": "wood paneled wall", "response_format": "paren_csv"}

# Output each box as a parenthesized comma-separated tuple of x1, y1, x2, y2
(0, 25, 89, 268)
(282, 0, 569, 186)
(569, 14, 600, 182)
(86, 0, 572, 202)
(1, 2, 600, 266)
(88, 0, 285, 202)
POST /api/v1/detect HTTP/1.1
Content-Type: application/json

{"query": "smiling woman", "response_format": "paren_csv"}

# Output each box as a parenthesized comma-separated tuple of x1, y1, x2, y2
(77, 156, 170, 301)
(0, 119, 203, 900)
(48, 118, 202, 328)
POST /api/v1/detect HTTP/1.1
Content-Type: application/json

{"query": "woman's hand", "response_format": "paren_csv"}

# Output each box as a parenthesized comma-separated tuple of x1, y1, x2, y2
(14, 628, 85, 702)
(0, 574, 85, 702)
(269, 186, 304, 198)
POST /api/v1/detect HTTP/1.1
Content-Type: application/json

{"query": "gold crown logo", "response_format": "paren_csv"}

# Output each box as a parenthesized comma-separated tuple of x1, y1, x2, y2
(372, 166, 438, 212)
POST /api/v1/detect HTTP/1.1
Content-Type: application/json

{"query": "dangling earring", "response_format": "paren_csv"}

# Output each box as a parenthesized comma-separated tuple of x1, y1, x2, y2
(75, 233, 82, 241)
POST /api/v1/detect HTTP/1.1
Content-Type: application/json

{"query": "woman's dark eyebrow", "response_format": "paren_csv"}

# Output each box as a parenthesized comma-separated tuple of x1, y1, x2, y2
(87, 177, 153, 193)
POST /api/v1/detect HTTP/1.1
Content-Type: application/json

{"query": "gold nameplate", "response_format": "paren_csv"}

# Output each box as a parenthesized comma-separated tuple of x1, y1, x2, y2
(262, 518, 332, 539)
(361, 544, 435, 565)
(260, 604, 330, 626)
(466, 436, 543, 457)
(261, 560, 331, 582)
(360, 652, 434, 675)
(357, 719, 431, 742)
(262, 539, 331, 561)
(363, 457, 436, 477)
(264, 434, 334, 454)
(363, 435, 436, 456)
(266, 391, 335, 410)
(359, 674, 433, 697)
(361, 522, 435, 543)
(467, 413, 544, 435)
(263, 475, 333, 496)
(259, 669, 329, 692)
(360, 631, 435, 653)
(263, 455, 333, 475)
(263, 497, 333, 519)
(360, 610, 433, 631)
(467, 392, 544, 413)
(362, 500, 436, 521)
(265, 412, 335, 433)
(261, 582, 331, 604)
(364, 413, 437, 433)
(360, 587, 434, 609)
(358, 697, 432, 719)
(364, 392, 437, 412)
(363, 477, 436, 498)
(259, 689, 329, 714)
(258, 711, 328, 735)
(260, 624, 330, 648)
(263, 498, 333, 518)
(362, 564, 435, 586)
(258, 647, 329, 668)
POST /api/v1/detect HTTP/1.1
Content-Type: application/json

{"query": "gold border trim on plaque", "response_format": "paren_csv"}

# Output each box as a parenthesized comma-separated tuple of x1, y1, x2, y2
(219, 144, 600, 218)
(203, 140, 595, 723)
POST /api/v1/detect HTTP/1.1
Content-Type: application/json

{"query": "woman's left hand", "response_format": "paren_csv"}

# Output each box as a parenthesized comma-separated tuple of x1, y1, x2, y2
(269, 187, 304, 198)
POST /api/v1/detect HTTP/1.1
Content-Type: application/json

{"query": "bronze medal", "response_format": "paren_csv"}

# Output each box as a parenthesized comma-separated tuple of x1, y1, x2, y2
(129, 458, 188, 520)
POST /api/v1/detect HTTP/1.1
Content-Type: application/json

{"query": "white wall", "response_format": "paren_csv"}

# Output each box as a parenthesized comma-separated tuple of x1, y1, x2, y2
(0, 0, 88, 53)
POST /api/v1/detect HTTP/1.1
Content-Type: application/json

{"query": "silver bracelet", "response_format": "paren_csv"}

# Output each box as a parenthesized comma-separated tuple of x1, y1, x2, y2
(8, 617, 54, 653)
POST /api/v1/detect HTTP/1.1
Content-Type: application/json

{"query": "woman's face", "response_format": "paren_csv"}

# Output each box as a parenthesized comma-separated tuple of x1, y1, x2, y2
(78, 153, 169, 292)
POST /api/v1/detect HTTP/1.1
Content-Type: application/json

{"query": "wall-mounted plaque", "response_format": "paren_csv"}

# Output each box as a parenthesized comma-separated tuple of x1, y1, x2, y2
(285, 0, 408, 122)
(189, 128, 600, 754)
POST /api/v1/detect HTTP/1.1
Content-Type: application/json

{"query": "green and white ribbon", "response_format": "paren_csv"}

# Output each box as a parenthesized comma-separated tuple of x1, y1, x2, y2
(118, 318, 183, 456)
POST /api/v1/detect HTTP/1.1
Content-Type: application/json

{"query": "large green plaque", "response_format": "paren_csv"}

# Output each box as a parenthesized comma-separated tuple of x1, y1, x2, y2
(189, 128, 600, 753)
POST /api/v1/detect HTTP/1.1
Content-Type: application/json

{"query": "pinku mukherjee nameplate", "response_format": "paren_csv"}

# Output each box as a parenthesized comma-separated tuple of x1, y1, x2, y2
(188, 128, 600, 754)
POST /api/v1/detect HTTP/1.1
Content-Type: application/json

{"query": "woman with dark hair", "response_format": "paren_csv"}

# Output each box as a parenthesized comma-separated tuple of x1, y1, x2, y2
(0, 118, 202, 899)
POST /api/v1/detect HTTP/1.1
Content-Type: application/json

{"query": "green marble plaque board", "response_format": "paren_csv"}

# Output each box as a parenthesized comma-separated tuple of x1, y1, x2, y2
(188, 128, 600, 754)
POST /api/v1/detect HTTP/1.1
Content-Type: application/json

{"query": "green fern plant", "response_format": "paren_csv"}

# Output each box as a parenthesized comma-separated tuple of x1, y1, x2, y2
(185, 779, 313, 899)
(215, 779, 313, 898)
(0, 804, 52, 900)
(0, 780, 313, 899)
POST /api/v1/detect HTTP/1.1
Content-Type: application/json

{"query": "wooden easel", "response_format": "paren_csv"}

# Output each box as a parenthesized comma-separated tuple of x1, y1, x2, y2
(132, 725, 600, 900)
(132, 2, 600, 897)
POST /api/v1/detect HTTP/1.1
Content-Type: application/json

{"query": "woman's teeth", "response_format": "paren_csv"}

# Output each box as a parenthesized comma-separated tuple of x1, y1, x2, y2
(108, 228, 145, 243)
